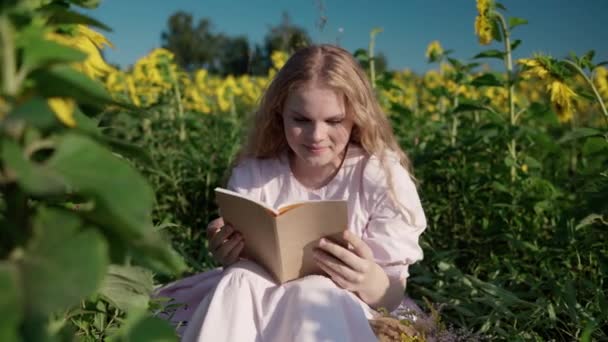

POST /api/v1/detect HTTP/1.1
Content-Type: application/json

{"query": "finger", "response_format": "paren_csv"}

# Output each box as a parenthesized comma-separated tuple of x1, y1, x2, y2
(206, 217, 225, 238)
(342, 230, 374, 260)
(215, 234, 243, 263)
(317, 237, 365, 273)
(209, 224, 236, 251)
(316, 259, 352, 290)
(223, 239, 245, 266)
(314, 249, 361, 284)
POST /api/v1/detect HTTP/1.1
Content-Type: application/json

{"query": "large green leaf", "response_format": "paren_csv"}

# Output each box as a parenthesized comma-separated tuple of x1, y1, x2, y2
(107, 310, 177, 342)
(0, 263, 22, 342)
(30, 65, 115, 107)
(2, 139, 67, 196)
(46, 133, 155, 239)
(98, 265, 154, 312)
(21, 207, 109, 316)
(43, 5, 112, 31)
(473, 49, 505, 60)
(558, 127, 603, 143)
(6, 96, 60, 130)
(508, 17, 528, 30)
(470, 73, 504, 87)
(22, 37, 87, 71)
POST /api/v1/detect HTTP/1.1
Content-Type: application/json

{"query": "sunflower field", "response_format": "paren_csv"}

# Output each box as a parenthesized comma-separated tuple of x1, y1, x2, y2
(0, 0, 606, 341)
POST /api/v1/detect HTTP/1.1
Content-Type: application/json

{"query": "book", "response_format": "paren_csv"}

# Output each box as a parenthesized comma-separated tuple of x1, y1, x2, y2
(214, 187, 348, 284)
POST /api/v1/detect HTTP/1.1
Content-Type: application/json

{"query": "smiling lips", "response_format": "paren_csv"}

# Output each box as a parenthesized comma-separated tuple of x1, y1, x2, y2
(304, 145, 327, 154)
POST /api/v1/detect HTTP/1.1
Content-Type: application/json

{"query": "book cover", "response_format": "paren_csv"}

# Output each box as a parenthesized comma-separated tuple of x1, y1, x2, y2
(214, 187, 348, 283)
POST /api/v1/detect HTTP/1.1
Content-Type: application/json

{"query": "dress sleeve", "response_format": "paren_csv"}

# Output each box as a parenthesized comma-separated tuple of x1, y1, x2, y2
(361, 155, 427, 283)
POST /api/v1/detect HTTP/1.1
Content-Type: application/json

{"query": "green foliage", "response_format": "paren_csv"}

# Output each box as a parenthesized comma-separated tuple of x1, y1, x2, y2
(0, 1, 184, 340)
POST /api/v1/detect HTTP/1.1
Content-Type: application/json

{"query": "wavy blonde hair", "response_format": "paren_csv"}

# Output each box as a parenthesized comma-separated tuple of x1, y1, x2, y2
(239, 44, 413, 179)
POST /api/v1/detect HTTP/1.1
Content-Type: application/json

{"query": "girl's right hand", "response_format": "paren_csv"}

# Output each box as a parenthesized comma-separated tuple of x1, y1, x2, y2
(206, 217, 245, 267)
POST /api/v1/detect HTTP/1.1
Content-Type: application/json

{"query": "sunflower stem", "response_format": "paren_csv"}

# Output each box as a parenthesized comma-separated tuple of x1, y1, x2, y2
(0, 15, 17, 96)
(495, 12, 517, 181)
(562, 59, 608, 126)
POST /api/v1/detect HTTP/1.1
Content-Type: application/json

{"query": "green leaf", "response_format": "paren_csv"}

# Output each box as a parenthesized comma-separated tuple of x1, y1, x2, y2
(510, 39, 522, 51)
(2, 139, 67, 196)
(495, 2, 507, 11)
(471, 73, 503, 87)
(582, 137, 608, 156)
(22, 37, 87, 71)
(30, 65, 115, 107)
(46, 133, 155, 239)
(575, 214, 607, 230)
(0, 263, 23, 342)
(491, 17, 503, 42)
(508, 17, 528, 30)
(452, 102, 488, 113)
(473, 49, 505, 60)
(44, 6, 112, 31)
(21, 207, 109, 316)
(558, 127, 603, 143)
(6, 96, 60, 130)
(107, 310, 177, 342)
(98, 265, 154, 312)
(66, 0, 102, 9)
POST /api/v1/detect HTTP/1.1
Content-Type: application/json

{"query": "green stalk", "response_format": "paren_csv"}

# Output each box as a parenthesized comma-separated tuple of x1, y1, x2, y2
(0, 15, 17, 96)
(170, 69, 186, 141)
(496, 12, 517, 181)
(368, 28, 382, 88)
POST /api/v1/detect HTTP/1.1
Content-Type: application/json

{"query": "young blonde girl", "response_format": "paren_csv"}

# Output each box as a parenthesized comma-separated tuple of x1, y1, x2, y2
(157, 44, 427, 342)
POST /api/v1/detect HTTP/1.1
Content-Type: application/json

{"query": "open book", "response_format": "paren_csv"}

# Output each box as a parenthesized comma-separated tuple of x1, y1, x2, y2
(215, 187, 348, 284)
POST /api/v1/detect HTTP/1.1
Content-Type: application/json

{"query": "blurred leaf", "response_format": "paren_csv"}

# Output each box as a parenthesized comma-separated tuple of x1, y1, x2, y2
(6, 96, 59, 130)
(495, 2, 507, 11)
(2, 139, 66, 196)
(22, 36, 87, 70)
(45, 134, 185, 275)
(107, 310, 177, 342)
(582, 137, 608, 156)
(31, 65, 115, 107)
(558, 127, 603, 143)
(65, 0, 101, 9)
(452, 102, 489, 113)
(471, 73, 503, 87)
(510, 39, 522, 51)
(46, 133, 155, 238)
(98, 265, 154, 312)
(508, 17, 528, 30)
(21, 207, 109, 316)
(473, 49, 505, 60)
(491, 16, 503, 42)
(42, 5, 112, 31)
(0, 263, 22, 342)
(575, 214, 607, 231)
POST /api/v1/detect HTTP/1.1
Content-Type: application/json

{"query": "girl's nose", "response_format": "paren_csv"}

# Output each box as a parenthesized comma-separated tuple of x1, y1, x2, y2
(309, 122, 325, 141)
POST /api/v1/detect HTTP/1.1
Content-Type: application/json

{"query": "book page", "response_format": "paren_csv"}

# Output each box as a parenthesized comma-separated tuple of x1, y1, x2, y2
(215, 189, 282, 279)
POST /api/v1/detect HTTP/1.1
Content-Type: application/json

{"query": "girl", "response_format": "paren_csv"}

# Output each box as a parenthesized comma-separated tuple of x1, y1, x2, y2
(157, 44, 427, 341)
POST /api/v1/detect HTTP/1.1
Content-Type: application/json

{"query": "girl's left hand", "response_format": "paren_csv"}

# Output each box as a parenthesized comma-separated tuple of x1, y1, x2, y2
(313, 230, 389, 307)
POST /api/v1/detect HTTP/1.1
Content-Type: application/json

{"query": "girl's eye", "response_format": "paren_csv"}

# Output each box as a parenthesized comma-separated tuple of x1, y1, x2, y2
(293, 117, 309, 123)
(327, 119, 343, 125)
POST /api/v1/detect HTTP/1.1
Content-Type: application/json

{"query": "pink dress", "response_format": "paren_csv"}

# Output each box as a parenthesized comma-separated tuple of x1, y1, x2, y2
(155, 144, 427, 341)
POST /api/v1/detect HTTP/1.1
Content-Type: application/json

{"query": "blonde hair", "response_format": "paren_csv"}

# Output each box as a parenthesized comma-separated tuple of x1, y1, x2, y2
(236, 44, 416, 207)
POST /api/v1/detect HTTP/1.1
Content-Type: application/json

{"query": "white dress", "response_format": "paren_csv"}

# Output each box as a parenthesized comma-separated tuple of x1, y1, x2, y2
(156, 144, 427, 341)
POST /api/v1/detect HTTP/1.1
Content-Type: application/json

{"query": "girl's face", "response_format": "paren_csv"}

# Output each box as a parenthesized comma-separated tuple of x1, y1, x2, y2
(282, 83, 354, 170)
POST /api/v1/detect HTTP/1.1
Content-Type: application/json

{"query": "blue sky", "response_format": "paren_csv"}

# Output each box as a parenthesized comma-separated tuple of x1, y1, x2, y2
(85, 0, 608, 73)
